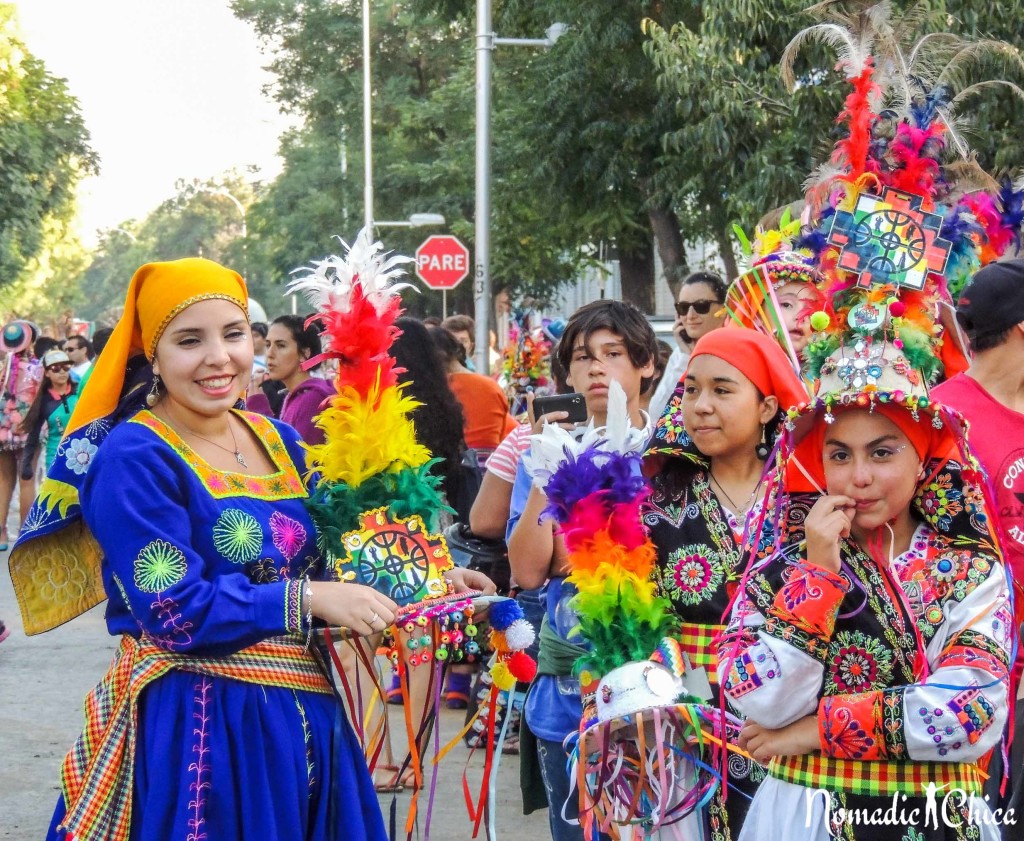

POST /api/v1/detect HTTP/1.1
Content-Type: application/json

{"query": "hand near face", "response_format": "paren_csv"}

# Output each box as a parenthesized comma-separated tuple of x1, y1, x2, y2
(804, 494, 855, 574)
(738, 716, 821, 764)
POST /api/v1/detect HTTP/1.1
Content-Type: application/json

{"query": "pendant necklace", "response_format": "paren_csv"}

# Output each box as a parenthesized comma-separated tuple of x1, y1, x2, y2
(166, 408, 248, 468)
(709, 469, 762, 517)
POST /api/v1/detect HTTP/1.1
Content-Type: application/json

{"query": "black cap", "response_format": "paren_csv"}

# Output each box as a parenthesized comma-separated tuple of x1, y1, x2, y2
(956, 258, 1024, 340)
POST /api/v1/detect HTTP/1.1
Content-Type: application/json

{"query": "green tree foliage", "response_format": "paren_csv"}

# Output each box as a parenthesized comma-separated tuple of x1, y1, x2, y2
(231, 0, 666, 311)
(75, 173, 266, 321)
(0, 5, 96, 293)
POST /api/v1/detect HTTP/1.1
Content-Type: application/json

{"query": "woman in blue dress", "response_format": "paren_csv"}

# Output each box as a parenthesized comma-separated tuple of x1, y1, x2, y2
(9, 257, 392, 840)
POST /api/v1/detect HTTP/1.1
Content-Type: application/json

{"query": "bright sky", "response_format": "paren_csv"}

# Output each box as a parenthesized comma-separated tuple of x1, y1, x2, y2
(13, 0, 293, 245)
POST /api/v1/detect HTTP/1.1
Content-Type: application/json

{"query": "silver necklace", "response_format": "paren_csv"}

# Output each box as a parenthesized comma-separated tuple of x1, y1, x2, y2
(709, 470, 762, 516)
(165, 408, 248, 468)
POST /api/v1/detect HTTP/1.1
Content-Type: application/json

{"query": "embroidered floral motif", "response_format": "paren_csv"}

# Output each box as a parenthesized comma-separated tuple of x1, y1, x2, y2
(821, 696, 881, 760)
(826, 630, 893, 694)
(131, 410, 306, 501)
(270, 512, 308, 562)
(133, 539, 188, 593)
(212, 509, 263, 564)
(249, 559, 282, 584)
(915, 472, 964, 532)
(64, 437, 98, 475)
(150, 594, 195, 649)
(661, 543, 724, 606)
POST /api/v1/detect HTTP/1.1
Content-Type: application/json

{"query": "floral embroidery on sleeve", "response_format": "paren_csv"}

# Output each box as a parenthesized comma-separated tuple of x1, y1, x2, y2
(770, 562, 850, 641)
(819, 691, 886, 760)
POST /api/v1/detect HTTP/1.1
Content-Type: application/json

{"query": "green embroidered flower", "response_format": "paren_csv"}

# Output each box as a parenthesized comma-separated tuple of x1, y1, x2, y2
(134, 540, 188, 592)
(212, 509, 264, 564)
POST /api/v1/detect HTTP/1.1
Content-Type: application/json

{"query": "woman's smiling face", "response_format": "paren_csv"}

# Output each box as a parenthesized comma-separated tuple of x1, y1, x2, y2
(152, 298, 252, 422)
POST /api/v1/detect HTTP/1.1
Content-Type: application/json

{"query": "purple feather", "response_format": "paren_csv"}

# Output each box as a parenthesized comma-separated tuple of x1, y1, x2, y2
(542, 448, 645, 524)
(999, 179, 1024, 247)
(941, 202, 984, 245)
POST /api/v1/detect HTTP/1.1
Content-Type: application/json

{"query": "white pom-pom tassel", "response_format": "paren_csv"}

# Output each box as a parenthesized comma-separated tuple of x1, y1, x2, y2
(503, 618, 536, 651)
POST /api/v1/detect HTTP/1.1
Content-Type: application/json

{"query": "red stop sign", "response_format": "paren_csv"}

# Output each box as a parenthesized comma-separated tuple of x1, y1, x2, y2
(415, 235, 470, 290)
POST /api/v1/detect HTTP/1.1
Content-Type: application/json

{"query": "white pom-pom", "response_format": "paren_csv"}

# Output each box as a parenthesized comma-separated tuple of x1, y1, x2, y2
(503, 618, 536, 651)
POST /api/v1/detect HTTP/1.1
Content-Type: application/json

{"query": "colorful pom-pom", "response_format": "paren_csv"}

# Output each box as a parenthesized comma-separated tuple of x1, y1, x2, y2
(507, 650, 538, 683)
(888, 300, 906, 318)
(487, 599, 524, 631)
(809, 311, 831, 331)
(491, 662, 517, 691)
(503, 618, 536, 651)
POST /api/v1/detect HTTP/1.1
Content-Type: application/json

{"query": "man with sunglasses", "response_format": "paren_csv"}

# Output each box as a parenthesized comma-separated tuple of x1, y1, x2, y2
(64, 335, 95, 381)
(647, 270, 728, 419)
(18, 349, 80, 481)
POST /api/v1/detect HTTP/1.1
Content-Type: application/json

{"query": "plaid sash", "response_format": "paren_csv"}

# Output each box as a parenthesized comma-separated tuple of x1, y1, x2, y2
(60, 634, 332, 841)
(768, 753, 983, 797)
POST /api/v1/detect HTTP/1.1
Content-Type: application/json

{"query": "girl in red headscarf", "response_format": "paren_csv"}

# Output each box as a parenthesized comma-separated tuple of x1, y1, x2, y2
(643, 329, 807, 839)
(718, 367, 1011, 840)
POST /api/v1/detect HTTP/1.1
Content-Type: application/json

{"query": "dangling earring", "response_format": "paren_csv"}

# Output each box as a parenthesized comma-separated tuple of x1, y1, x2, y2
(146, 374, 163, 407)
(755, 424, 771, 460)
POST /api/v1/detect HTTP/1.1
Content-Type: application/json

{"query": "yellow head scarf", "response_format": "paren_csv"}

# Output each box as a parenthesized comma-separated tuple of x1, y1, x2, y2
(68, 257, 248, 434)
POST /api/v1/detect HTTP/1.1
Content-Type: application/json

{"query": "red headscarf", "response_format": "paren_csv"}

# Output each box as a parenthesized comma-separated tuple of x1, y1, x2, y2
(786, 402, 960, 494)
(687, 329, 806, 411)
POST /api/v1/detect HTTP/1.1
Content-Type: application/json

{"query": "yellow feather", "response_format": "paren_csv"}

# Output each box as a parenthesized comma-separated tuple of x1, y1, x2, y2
(305, 382, 430, 486)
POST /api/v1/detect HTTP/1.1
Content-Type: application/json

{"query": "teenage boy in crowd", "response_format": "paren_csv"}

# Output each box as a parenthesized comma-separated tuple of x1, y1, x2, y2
(933, 257, 1024, 814)
(507, 300, 656, 841)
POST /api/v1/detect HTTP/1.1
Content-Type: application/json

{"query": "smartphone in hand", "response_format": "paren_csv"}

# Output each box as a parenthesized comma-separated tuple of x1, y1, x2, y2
(531, 392, 587, 424)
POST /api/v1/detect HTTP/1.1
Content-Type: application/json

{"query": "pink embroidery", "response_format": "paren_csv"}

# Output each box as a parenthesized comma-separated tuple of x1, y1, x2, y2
(270, 512, 308, 562)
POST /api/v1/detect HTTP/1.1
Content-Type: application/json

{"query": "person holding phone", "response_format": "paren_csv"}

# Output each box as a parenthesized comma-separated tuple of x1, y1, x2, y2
(647, 271, 729, 420)
(507, 299, 656, 841)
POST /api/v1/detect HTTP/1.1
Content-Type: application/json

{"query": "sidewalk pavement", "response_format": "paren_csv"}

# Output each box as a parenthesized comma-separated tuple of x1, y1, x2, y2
(0, 550, 551, 840)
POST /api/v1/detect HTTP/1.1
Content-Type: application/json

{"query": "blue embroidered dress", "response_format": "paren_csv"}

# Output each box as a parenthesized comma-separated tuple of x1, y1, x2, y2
(44, 409, 386, 841)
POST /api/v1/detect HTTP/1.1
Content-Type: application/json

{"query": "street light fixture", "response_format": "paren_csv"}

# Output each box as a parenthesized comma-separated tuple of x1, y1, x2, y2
(197, 186, 248, 279)
(475, 5, 567, 373)
(374, 213, 447, 229)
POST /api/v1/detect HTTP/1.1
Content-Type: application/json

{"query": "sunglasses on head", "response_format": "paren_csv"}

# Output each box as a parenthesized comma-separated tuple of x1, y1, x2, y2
(675, 299, 717, 316)
(46, 362, 72, 373)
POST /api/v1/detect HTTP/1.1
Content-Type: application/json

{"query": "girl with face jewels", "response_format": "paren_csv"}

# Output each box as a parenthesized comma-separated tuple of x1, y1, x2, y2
(9, 258, 390, 841)
(642, 329, 806, 840)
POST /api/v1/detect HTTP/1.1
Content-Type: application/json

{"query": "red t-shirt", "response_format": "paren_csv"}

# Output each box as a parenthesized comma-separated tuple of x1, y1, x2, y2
(448, 372, 518, 450)
(934, 374, 1024, 657)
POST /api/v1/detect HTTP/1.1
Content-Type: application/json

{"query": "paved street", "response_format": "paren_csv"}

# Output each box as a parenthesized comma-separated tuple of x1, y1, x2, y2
(0, 550, 549, 840)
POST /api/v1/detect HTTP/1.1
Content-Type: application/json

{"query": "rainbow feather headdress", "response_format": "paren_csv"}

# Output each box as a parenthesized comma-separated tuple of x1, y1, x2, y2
(527, 382, 730, 832)
(288, 230, 457, 604)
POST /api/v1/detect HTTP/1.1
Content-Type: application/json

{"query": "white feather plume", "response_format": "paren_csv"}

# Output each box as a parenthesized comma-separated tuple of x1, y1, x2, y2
(597, 380, 649, 456)
(287, 227, 416, 315)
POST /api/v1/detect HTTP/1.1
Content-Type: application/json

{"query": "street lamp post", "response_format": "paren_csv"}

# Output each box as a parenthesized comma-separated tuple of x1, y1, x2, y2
(474, 5, 566, 373)
(198, 187, 248, 279)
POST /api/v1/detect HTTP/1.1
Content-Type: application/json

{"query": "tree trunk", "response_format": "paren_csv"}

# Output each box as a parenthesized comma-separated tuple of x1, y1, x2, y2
(707, 195, 739, 280)
(618, 237, 656, 313)
(649, 205, 689, 300)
